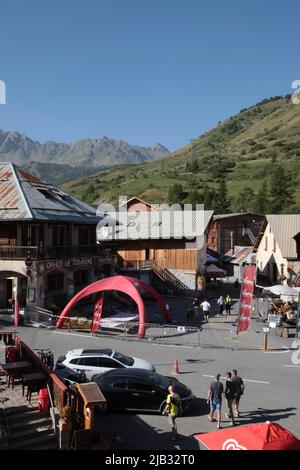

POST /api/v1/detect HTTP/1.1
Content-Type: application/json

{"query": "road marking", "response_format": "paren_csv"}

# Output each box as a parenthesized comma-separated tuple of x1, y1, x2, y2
(53, 331, 98, 339)
(283, 365, 300, 368)
(202, 374, 269, 384)
(263, 349, 291, 354)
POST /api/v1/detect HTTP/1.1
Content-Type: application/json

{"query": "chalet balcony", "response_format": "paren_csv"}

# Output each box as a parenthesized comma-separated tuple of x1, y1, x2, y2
(0, 244, 115, 260)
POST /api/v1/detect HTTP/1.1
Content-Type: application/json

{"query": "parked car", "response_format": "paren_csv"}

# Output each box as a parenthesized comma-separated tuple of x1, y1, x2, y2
(91, 368, 195, 414)
(54, 348, 155, 381)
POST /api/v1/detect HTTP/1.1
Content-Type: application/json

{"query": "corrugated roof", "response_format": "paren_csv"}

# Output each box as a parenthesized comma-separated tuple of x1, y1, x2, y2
(266, 214, 300, 259)
(0, 162, 102, 223)
(213, 212, 258, 221)
(223, 246, 254, 265)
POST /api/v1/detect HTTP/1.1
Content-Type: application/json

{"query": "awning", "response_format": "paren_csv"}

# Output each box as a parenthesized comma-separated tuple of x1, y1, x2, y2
(206, 264, 227, 277)
(263, 285, 299, 297)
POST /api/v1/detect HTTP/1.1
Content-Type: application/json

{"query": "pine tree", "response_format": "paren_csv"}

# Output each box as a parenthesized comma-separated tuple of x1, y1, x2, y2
(214, 177, 231, 214)
(269, 165, 294, 213)
(168, 183, 184, 205)
(253, 180, 270, 214)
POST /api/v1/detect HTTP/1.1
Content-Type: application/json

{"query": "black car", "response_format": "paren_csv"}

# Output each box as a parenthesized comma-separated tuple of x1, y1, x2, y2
(91, 368, 195, 414)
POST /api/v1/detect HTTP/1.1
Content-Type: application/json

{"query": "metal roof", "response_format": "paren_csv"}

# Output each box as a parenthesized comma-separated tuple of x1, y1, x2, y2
(223, 246, 254, 265)
(0, 162, 102, 223)
(213, 212, 260, 221)
(266, 214, 300, 259)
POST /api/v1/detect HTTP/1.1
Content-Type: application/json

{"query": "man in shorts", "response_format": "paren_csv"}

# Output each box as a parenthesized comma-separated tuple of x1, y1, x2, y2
(200, 299, 211, 322)
(163, 385, 182, 441)
(207, 373, 224, 429)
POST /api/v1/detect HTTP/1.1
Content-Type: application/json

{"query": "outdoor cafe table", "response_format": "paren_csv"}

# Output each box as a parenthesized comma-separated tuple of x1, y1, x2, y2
(1, 361, 31, 389)
(21, 372, 48, 396)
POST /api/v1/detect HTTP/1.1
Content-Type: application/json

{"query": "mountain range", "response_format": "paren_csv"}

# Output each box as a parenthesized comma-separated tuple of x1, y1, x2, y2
(61, 94, 300, 212)
(0, 130, 169, 184)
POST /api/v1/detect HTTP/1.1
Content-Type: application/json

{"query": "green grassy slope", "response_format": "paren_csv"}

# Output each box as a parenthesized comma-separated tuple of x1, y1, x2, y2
(61, 95, 300, 210)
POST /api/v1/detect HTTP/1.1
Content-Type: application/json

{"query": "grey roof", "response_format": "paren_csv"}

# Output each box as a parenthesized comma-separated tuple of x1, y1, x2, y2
(266, 214, 300, 259)
(0, 162, 102, 223)
(213, 212, 258, 221)
(97, 209, 213, 241)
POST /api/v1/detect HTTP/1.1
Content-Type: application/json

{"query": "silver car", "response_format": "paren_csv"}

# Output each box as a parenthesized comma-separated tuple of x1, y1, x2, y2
(55, 348, 155, 381)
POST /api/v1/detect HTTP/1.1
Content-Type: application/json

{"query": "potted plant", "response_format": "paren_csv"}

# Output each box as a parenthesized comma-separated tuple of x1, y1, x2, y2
(59, 404, 73, 431)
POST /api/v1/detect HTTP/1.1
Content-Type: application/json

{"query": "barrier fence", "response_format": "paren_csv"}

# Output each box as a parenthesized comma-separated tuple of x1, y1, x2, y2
(24, 307, 237, 349)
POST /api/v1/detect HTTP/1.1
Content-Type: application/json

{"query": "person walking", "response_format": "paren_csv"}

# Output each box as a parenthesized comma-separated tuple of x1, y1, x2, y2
(225, 294, 232, 315)
(224, 372, 236, 426)
(231, 369, 245, 417)
(217, 296, 225, 316)
(207, 374, 224, 429)
(200, 299, 211, 322)
(192, 296, 200, 320)
(162, 385, 182, 441)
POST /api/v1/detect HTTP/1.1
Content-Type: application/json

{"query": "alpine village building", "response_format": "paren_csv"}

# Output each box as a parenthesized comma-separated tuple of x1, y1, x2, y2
(0, 163, 117, 313)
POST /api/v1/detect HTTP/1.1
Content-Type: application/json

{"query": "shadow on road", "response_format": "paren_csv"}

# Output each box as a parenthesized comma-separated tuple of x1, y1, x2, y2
(235, 407, 297, 425)
(95, 412, 200, 450)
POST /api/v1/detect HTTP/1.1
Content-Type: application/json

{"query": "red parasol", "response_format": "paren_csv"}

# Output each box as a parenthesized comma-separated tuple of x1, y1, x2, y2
(194, 421, 300, 450)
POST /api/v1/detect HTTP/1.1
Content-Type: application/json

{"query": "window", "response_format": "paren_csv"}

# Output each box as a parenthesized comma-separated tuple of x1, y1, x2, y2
(127, 380, 154, 393)
(295, 234, 300, 261)
(264, 237, 268, 251)
(78, 225, 96, 245)
(77, 357, 100, 367)
(21, 225, 36, 246)
(69, 358, 80, 365)
(46, 273, 64, 291)
(73, 270, 89, 287)
(52, 226, 65, 246)
(111, 380, 128, 390)
(98, 358, 124, 368)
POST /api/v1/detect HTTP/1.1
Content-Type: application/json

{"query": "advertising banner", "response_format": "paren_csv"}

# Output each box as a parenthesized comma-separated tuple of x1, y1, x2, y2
(91, 294, 104, 333)
(237, 265, 256, 334)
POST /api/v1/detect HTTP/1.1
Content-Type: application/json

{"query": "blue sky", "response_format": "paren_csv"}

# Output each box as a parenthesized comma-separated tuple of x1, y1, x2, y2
(0, 0, 299, 151)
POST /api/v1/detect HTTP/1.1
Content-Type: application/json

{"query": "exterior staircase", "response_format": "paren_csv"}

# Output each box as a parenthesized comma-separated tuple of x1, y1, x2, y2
(141, 260, 191, 296)
(0, 379, 57, 450)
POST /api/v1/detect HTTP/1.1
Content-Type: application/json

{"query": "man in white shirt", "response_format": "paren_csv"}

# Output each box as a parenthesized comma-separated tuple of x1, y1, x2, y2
(200, 300, 211, 322)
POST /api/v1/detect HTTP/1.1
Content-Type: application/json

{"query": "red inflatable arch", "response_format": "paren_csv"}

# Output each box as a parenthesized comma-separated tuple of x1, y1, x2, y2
(55, 275, 171, 337)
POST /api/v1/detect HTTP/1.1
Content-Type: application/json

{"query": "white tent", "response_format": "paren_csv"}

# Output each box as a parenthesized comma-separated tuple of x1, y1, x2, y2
(263, 285, 299, 297)
(206, 264, 227, 277)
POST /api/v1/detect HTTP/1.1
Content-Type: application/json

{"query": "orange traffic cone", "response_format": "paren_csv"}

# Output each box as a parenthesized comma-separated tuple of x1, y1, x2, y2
(171, 359, 181, 375)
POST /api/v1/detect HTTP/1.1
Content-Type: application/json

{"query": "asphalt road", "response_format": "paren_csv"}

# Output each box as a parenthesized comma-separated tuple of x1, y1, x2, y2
(4, 319, 299, 450)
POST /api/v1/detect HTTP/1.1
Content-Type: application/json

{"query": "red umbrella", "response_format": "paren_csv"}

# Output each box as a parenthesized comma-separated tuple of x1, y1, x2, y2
(195, 422, 300, 450)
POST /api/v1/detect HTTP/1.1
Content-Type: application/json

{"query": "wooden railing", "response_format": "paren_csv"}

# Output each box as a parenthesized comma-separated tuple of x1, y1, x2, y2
(120, 259, 190, 294)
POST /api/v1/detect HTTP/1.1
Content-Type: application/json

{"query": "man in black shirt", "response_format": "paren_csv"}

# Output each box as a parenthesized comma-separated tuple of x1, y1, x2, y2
(225, 372, 236, 426)
(231, 369, 245, 418)
(207, 374, 224, 429)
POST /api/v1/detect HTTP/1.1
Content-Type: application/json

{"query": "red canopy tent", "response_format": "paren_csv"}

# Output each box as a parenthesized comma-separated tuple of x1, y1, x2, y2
(195, 421, 300, 450)
(55, 275, 171, 338)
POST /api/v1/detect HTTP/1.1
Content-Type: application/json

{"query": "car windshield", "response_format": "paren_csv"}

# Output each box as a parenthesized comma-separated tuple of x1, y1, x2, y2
(112, 351, 134, 366)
